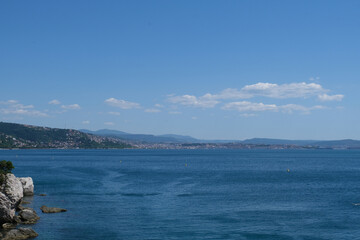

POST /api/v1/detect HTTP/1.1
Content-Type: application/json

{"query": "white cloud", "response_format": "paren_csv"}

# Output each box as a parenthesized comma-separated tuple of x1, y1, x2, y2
(170, 82, 340, 103)
(105, 98, 141, 109)
(48, 99, 61, 105)
(309, 77, 320, 81)
(0, 100, 48, 117)
(191, 116, 198, 120)
(211, 88, 252, 99)
(0, 100, 34, 109)
(154, 104, 164, 108)
(318, 93, 344, 102)
(280, 104, 325, 114)
(145, 108, 161, 113)
(168, 94, 219, 108)
(61, 104, 81, 110)
(82, 120, 90, 124)
(108, 111, 121, 116)
(223, 101, 325, 114)
(241, 113, 257, 117)
(168, 111, 182, 115)
(240, 82, 326, 99)
(104, 122, 114, 126)
(222, 101, 278, 112)
(168, 82, 343, 116)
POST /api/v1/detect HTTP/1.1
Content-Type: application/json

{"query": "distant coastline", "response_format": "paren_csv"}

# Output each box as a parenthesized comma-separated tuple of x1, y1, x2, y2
(1, 121, 360, 150)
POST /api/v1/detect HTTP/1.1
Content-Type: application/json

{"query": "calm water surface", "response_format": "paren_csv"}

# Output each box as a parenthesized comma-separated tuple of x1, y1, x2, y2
(1, 149, 360, 240)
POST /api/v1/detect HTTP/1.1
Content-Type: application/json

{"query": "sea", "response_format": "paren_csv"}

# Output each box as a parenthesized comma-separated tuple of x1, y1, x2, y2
(1, 149, 360, 240)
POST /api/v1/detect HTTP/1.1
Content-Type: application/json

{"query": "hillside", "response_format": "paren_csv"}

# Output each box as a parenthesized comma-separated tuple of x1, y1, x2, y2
(242, 138, 318, 146)
(80, 129, 199, 143)
(1, 122, 359, 150)
(311, 139, 360, 149)
(79, 129, 360, 149)
(0, 122, 132, 149)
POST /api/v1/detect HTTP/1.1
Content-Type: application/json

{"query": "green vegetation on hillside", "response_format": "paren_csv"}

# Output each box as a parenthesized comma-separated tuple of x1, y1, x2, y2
(0, 134, 15, 148)
(0, 122, 132, 149)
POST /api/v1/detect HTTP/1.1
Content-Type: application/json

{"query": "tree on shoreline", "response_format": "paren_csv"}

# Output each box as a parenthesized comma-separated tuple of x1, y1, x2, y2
(0, 160, 14, 184)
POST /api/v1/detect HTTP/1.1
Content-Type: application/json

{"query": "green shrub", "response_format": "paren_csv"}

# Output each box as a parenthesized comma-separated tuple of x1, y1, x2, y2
(0, 160, 14, 175)
(0, 160, 14, 185)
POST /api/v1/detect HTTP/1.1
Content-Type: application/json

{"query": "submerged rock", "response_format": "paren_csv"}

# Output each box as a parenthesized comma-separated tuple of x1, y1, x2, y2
(18, 178, 34, 196)
(18, 208, 40, 224)
(0, 192, 15, 224)
(2, 227, 38, 240)
(40, 205, 67, 213)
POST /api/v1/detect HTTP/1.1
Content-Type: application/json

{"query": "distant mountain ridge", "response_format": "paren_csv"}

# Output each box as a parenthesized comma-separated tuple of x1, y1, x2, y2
(79, 129, 360, 149)
(241, 138, 319, 146)
(79, 129, 199, 143)
(311, 139, 360, 149)
(243, 138, 360, 148)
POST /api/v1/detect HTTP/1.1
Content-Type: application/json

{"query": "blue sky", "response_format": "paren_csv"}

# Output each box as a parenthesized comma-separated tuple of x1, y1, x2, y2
(1, 0, 359, 140)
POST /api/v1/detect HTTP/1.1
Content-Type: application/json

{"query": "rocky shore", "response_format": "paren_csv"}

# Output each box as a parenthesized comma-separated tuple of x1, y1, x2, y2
(0, 173, 38, 239)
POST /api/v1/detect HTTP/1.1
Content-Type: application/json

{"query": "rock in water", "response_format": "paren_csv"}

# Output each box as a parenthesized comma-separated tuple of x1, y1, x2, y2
(0, 192, 15, 224)
(3, 174, 24, 207)
(13, 215, 21, 224)
(19, 208, 40, 224)
(17, 204, 25, 211)
(2, 227, 38, 240)
(2, 222, 16, 229)
(40, 205, 67, 213)
(0, 174, 36, 226)
(18, 178, 34, 196)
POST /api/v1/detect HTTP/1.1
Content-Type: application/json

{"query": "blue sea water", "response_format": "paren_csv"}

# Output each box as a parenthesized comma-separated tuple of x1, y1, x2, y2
(1, 149, 360, 240)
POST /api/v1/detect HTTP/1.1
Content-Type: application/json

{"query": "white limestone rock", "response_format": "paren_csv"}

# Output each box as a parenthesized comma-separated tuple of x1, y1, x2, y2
(4, 174, 24, 207)
(0, 192, 15, 224)
(18, 177, 34, 196)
